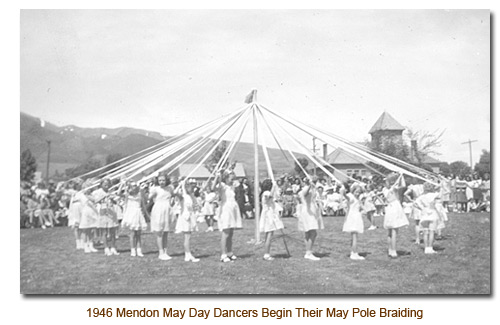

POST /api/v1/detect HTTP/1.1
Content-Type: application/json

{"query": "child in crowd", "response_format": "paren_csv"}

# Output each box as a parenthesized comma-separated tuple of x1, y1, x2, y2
(362, 184, 377, 230)
(383, 173, 408, 258)
(79, 179, 99, 253)
(297, 177, 324, 261)
(202, 191, 217, 232)
(373, 185, 386, 218)
(342, 184, 365, 260)
(175, 179, 200, 262)
(67, 180, 84, 249)
(92, 178, 119, 256)
(414, 183, 446, 254)
(148, 174, 175, 260)
(260, 179, 285, 261)
(122, 182, 148, 257)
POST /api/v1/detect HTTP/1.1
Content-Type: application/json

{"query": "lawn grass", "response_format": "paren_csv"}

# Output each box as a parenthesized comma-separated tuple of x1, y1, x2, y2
(20, 212, 490, 294)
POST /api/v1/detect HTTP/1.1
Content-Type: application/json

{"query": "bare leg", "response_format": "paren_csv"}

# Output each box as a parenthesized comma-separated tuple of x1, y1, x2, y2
(304, 230, 319, 260)
(221, 229, 229, 256)
(136, 231, 142, 249)
(391, 229, 397, 253)
(108, 228, 116, 248)
(130, 231, 136, 249)
(156, 232, 163, 254)
(264, 231, 273, 255)
(304, 230, 317, 254)
(388, 229, 397, 257)
(226, 229, 234, 254)
(423, 229, 429, 248)
(103, 228, 109, 249)
(184, 232, 191, 255)
(351, 232, 358, 254)
(415, 220, 421, 244)
(162, 232, 168, 251)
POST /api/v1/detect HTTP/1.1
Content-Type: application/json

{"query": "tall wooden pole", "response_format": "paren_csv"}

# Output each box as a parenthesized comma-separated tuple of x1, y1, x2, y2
(253, 103, 260, 243)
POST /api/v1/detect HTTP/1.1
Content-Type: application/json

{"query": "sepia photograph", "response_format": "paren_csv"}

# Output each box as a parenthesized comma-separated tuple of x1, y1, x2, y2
(19, 9, 490, 295)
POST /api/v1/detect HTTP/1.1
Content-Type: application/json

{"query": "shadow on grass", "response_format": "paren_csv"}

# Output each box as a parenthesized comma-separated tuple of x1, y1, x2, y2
(273, 253, 292, 259)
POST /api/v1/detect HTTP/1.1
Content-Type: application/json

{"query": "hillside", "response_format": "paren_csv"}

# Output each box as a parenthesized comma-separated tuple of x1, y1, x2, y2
(20, 112, 304, 178)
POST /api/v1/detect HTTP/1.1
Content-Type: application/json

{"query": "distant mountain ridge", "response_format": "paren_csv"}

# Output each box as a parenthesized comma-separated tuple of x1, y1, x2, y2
(20, 112, 303, 178)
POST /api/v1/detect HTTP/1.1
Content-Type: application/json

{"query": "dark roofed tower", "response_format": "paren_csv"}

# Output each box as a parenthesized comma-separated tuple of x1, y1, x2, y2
(369, 112, 405, 147)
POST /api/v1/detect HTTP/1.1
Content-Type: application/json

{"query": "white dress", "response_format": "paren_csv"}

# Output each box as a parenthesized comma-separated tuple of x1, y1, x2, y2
(78, 193, 98, 229)
(175, 194, 198, 233)
(217, 183, 243, 230)
(342, 193, 364, 233)
(149, 186, 175, 233)
(92, 188, 118, 229)
(67, 189, 82, 228)
(201, 192, 217, 216)
(415, 192, 440, 230)
(408, 184, 424, 221)
(383, 187, 409, 229)
(259, 190, 284, 233)
(122, 195, 148, 231)
(297, 186, 324, 232)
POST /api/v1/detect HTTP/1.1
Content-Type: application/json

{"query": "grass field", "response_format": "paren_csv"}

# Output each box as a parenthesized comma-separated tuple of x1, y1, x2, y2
(20, 212, 490, 294)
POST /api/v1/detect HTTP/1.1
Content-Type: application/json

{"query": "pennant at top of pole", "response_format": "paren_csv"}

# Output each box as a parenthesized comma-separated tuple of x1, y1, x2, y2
(244, 89, 257, 104)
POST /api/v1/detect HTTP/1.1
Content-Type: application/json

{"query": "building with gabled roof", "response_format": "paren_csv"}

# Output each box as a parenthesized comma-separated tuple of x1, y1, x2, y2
(316, 112, 441, 181)
(369, 111, 405, 147)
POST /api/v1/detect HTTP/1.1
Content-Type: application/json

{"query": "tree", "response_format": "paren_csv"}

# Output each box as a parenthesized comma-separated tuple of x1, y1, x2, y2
(405, 128, 444, 158)
(367, 128, 444, 174)
(439, 162, 451, 176)
(20, 149, 37, 182)
(204, 140, 229, 173)
(449, 161, 472, 177)
(366, 135, 411, 174)
(65, 159, 102, 179)
(102, 153, 124, 175)
(474, 149, 490, 178)
(293, 157, 309, 178)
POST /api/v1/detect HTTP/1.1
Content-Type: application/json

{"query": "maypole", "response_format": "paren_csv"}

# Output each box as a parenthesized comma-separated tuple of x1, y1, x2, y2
(249, 90, 261, 244)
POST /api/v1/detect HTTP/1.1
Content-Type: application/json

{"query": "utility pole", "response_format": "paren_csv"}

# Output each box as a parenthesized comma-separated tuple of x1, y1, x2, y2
(461, 139, 477, 168)
(46, 140, 51, 184)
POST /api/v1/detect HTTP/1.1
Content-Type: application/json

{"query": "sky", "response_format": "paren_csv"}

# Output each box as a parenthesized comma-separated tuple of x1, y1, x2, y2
(20, 9, 490, 165)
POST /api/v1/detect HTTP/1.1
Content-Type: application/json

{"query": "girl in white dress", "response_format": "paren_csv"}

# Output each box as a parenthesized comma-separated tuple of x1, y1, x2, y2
(92, 178, 119, 256)
(201, 191, 217, 232)
(362, 184, 377, 230)
(260, 179, 284, 261)
(66, 179, 83, 249)
(149, 175, 175, 260)
(175, 180, 200, 262)
(383, 173, 409, 258)
(122, 182, 148, 257)
(297, 177, 324, 261)
(213, 170, 243, 263)
(414, 183, 447, 254)
(342, 184, 365, 260)
(78, 179, 99, 253)
(404, 182, 424, 244)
